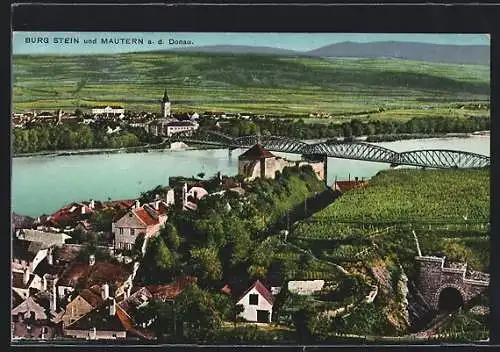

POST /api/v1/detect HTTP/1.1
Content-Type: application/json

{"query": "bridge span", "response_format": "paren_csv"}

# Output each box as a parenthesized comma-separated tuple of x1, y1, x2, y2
(171, 132, 490, 170)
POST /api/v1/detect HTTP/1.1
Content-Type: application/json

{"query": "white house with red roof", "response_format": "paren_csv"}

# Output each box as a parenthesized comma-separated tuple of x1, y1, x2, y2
(236, 280, 275, 323)
(112, 200, 169, 251)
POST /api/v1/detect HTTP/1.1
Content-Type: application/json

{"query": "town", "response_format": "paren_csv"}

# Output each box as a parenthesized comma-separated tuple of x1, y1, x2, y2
(11, 88, 491, 343)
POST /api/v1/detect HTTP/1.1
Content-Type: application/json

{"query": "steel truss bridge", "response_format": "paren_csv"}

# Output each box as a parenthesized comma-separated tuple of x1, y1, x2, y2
(172, 131, 490, 169)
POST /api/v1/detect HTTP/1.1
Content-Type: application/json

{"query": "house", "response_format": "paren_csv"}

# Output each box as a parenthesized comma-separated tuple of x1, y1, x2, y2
(11, 292, 61, 340)
(64, 298, 129, 340)
(91, 106, 125, 117)
(236, 280, 275, 323)
(12, 270, 44, 300)
(35, 200, 102, 232)
(62, 284, 104, 327)
(12, 213, 35, 232)
(111, 200, 169, 251)
(57, 255, 136, 302)
(149, 120, 199, 137)
(12, 238, 49, 272)
(238, 144, 325, 181)
(16, 229, 72, 248)
(106, 126, 122, 134)
(145, 276, 198, 302)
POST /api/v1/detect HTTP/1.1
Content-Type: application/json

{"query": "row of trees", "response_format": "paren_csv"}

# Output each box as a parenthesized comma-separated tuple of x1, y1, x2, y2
(12, 122, 155, 154)
(214, 116, 490, 139)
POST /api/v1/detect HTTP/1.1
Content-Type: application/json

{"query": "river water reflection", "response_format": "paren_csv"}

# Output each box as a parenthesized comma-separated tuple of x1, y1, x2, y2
(12, 136, 490, 217)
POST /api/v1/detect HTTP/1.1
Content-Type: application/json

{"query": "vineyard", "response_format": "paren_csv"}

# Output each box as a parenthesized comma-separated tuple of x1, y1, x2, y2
(306, 168, 489, 224)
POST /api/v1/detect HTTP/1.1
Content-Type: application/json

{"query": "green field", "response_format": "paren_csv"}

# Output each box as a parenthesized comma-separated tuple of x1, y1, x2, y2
(292, 168, 490, 272)
(12, 52, 490, 119)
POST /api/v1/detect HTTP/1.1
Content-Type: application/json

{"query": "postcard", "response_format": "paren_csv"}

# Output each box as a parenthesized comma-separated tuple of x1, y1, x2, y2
(11, 31, 490, 344)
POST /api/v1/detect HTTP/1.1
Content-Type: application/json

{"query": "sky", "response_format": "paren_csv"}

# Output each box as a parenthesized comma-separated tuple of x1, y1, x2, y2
(12, 32, 490, 55)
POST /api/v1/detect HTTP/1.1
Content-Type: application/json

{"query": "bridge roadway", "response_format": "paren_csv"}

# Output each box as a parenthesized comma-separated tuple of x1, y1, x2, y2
(172, 132, 490, 169)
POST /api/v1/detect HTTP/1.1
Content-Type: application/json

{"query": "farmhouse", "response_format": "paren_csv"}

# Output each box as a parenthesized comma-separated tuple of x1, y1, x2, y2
(236, 280, 275, 323)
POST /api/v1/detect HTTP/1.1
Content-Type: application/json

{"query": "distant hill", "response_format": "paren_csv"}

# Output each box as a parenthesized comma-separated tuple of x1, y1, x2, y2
(306, 41, 490, 65)
(170, 45, 300, 56)
(164, 41, 490, 65)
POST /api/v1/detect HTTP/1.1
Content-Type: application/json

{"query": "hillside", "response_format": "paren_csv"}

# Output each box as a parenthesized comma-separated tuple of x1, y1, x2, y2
(306, 41, 490, 66)
(293, 168, 490, 272)
(12, 52, 490, 117)
(163, 42, 490, 65)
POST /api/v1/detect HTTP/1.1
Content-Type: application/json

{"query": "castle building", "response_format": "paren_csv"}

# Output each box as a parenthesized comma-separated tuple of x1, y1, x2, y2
(160, 89, 171, 118)
(238, 144, 325, 181)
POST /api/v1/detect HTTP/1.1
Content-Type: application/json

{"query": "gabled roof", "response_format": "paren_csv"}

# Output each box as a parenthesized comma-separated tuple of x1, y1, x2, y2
(133, 208, 159, 227)
(118, 287, 153, 317)
(79, 285, 104, 309)
(66, 301, 127, 332)
(238, 144, 275, 160)
(11, 295, 48, 321)
(58, 260, 134, 288)
(12, 238, 45, 262)
(12, 271, 38, 290)
(237, 280, 275, 306)
(18, 229, 71, 247)
(145, 276, 197, 301)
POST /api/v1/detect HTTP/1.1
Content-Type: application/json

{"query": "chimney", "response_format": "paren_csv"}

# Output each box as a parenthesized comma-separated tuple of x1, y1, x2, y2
(81, 206, 86, 215)
(90, 199, 95, 209)
(51, 280, 57, 312)
(109, 298, 116, 316)
(154, 200, 160, 210)
(89, 254, 95, 266)
(43, 275, 48, 291)
(102, 283, 109, 300)
(47, 248, 53, 265)
(23, 268, 30, 285)
(155, 194, 160, 200)
(135, 200, 140, 209)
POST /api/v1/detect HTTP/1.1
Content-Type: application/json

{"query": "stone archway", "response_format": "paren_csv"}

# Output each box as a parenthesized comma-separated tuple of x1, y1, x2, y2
(434, 284, 466, 312)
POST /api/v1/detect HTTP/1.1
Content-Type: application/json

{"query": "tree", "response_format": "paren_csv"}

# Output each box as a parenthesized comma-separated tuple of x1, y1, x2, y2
(161, 223, 181, 250)
(154, 237, 174, 271)
(135, 300, 175, 338)
(175, 283, 222, 341)
(197, 172, 206, 179)
(189, 247, 222, 282)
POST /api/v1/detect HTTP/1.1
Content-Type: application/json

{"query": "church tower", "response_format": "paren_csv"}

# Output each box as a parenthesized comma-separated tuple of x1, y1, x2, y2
(160, 89, 171, 118)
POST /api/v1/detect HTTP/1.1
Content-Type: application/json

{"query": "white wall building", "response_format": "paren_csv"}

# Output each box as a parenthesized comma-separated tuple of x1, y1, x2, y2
(91, 106, 125, 116)
(236, 280, 274, 323)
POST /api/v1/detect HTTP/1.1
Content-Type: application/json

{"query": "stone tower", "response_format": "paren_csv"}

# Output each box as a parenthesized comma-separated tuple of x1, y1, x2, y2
(161, 89, 171, 118)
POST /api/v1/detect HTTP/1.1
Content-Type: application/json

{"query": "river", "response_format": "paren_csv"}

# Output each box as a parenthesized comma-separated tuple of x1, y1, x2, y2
(12, 136, 490, 217)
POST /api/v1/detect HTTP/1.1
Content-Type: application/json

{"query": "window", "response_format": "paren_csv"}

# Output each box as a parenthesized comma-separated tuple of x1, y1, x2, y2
(249, 294, 258, 305)
(130, 228, 135, 236)
(119, 228, 124, 235)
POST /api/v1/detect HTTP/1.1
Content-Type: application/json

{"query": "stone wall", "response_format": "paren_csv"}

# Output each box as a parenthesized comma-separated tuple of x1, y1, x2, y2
(239, 157, 325, 181)
(415, 256, 489, 311)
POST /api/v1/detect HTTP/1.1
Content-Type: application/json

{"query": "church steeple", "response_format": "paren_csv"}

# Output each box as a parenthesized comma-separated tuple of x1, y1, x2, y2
(161, 88, 172, 118)
(162, 89, 170, 103)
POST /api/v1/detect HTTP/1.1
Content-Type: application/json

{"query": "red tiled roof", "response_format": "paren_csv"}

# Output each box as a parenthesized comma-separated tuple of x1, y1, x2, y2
(79, 285, 104, 308)
(134, 208, 158, 226)
(237, 280, 274, 306)
(58, 261, 133, 288)
(239, 144, 275, 160)
(146, 276, 197, 301)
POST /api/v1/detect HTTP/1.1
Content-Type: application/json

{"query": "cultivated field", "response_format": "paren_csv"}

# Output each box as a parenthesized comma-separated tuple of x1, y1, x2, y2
(12, 52, 490, 119)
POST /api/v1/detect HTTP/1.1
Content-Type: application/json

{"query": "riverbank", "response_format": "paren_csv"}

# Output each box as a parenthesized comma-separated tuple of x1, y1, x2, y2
(12, 131, 489, 159)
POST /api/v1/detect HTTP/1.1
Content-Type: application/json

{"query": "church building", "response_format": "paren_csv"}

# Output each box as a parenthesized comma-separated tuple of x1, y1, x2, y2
(160, 89, 171, 118)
